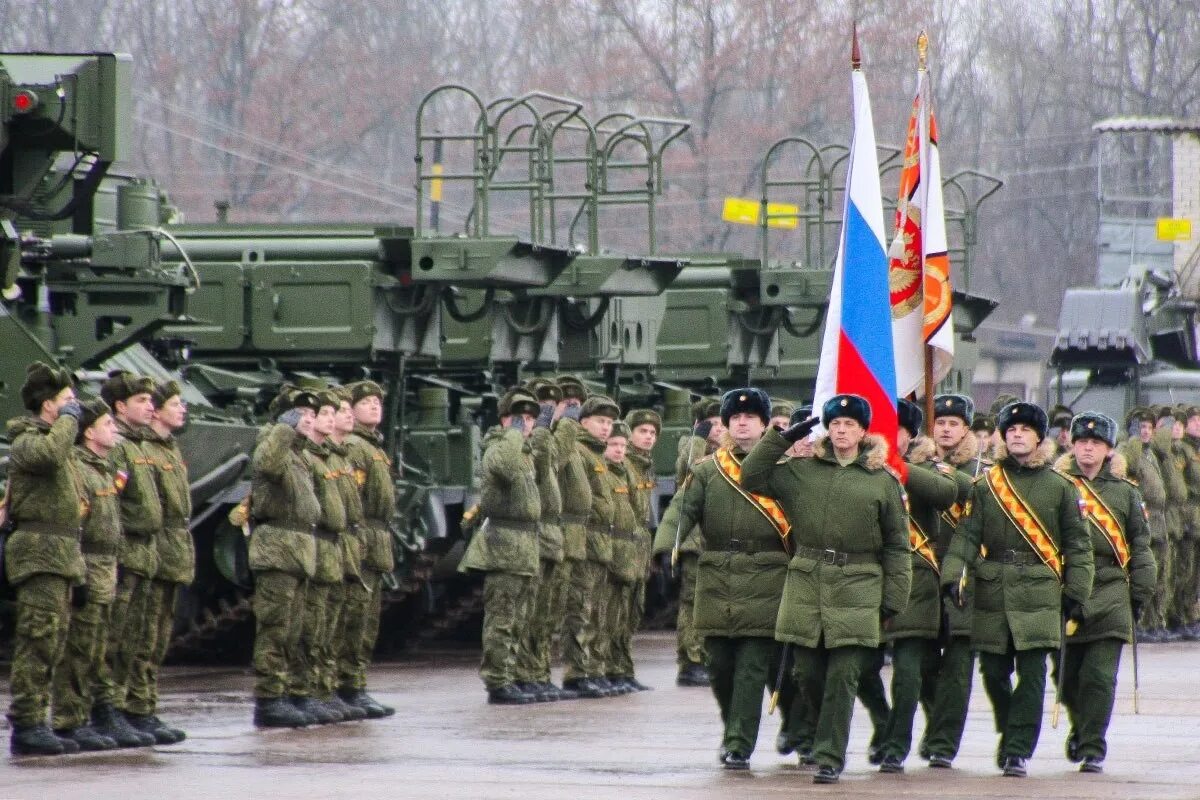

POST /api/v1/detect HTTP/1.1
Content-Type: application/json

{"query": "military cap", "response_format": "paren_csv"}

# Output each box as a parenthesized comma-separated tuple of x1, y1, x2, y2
(771, 399, 796, 421)
(525, 377, 563, 404)
(289, 389, 322, 414)
(989, 393, 1020, 416)
(349, 380, 385, 405)
(1185, 405, 1200, 421)
(692, 397, 722, 423)
(897, 398, 924, 437)
(1125, 406, 1155, 427)
(152, 379, 183, 408)
(1172, 405, 1189, 424)
(1070, 412, 1117, 447)
(720, 388, 771, 426)
(971, 414, 995, 434)
(609, 421, 631, 440)
(1049, 403, 1074, 428)
(997, 401, 1048, 440)
(933, 393, 974, 423)
(556, 375, 589, 401)
(498, 389, 540, 419)
(20, 360, 73, 412)
(625, 408, 662, 434)
(100, 370, 155, 407)
(821, 394, 871, 429)
(314, 389, 339, 410)
(332, 385, 353, 405)
(75, 398, 113, 443)
(294, 375, 329, 392)
(580, 394, 620, 420)
(789, 404, 814, 427)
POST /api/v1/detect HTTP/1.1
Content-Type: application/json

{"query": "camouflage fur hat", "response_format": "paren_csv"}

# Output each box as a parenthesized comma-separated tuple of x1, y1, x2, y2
(1125, 406, 1155, 427)
(609, 421, 632, 440)
(289, 390, 322, 414)
(525, 377, 563, 404)
(314, 389, 339, 410)
(988, 393, 1020, 416)
(1049, 403, 1074, 429)
(625, 408, 662, 434)
(580, 394, 620, 420)
(971, 414, 996, 434)
(152, 379, 183, 408)
(75, 398, 112, 443)
(1070, 412, 1117, 447)
(100, 370, 155, 407)
(20, 360, 73, 412)
(349, 380, 385, 405)
(498, 389, 539, 419)
(556, 375, 589, 402)
(332, 385, 353, 405)
(771, 399, 796, 421)
(691, 397, 722, 422)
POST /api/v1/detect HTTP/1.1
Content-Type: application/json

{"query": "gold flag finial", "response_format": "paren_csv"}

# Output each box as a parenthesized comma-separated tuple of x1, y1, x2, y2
(917, 30, 928, 70)
(851, 22, 861, 70)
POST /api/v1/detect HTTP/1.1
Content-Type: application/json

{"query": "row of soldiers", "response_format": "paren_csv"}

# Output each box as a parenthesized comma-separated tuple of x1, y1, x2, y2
(661, 388, 1155, 783)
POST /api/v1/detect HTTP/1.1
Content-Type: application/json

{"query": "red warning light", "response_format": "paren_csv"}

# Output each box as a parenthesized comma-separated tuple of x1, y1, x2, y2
(12, 90, 38, 114)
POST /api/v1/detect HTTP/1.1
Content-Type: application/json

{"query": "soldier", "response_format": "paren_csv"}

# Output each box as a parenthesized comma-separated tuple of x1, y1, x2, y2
(769, 400, 795, 431)
(459, 389, 542, 704)
(941, 401, 1093, 777)
(248, 389, 322, 728)
(339, 380, 397, 717)
(4, 362, 87, 755)
(921, 393, 988, 768)
(49, 399, 121, 751)
(1119, 407, 1170, 642)
(1153, 406, 1192, 640)
(623, 407, 661, 693)
(741, 394, 910, 785)
(972, 414, 996, 460)
(1054, 412, 1155, 774)
(135, 380, 194, 742)
(1049, 404, 1074, 458)
(598, 421, 645, 693)
(675, 389, 790, 770)
(1177, 406, 1200, 639)
(877, 399, 958, 773)
(99, 370, 182, 745)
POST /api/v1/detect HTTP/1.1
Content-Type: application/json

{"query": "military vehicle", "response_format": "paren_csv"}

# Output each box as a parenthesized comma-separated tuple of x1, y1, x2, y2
(0, 51, 999, 658)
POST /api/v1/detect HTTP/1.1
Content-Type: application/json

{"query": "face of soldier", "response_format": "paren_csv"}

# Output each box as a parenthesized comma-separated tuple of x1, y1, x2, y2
(1004, 423, 1038, 460)
(630, 423, 657, 451)
(85, 412, 119, 455)
(295, 407, 316, 437)
(932, 416, 967, 452)
(828, 416, 866, 456)
(581, 414, 614, 441)
(335, 401, 355, 435)
(43, 385, 76, 422)
(896, 427, 912, 455)
(155, 394, 187, 431)
(727, 412, 766, 449)
(1056, 426, 1071, 448)
(1138, 420, 1153, 443)
(769, 415, 790, 431)
(1187, 416, 1200, 438)
(704, 415, 725, 445)
(1173, 420, 1185, 440)
(1073, 436, 1110, 474)
(311, 405, 336, 439)
(118, 392, 155, 427)
(976, 429, 992, 452)
(353, 395, 383, 428)
(604, 435, 628, 463)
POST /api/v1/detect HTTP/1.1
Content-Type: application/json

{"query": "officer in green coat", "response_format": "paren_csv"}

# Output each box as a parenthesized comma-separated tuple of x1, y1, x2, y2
(4, 362, 87, 755)
(1119, 407, 1170, 641)
(459, 389, 541, 704)
(248, 389, 322, 728)
(1054, 413, 1155, 774)
(742, 394, 910, 785)
(676, 388, 790, 770)
(941, 401, 1094, 777)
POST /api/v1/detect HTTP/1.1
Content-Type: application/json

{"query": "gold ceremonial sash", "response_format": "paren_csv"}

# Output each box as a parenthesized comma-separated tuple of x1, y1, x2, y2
(909, 517, 940, 575)
(1068, 475, 1130, 569)
(984, 465, 1063, 579)
(713, 447, 792, 551)
(941, 501, 966, 530)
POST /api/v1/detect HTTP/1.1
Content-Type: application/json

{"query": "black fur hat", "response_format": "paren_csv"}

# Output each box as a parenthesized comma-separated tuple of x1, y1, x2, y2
(20, 361, 73, 412)
(933, 394, 974, 424)
(1070, 412, 1117, 447)
(789, 404, 814, 426)
(897, 398, 923, 437)
(821, 394, 871, 429)
(691, 397, 722, 423)
(720, 388, 771, 426)
(997, 401, 1049, 440)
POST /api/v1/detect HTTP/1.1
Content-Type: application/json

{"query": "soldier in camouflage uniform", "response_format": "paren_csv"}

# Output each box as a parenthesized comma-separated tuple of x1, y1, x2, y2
(599, 421, 647, 693)
(459, 389, 542, 704)
(4, 362, 87, 755)
(338, 380, 397, 717)
(1153, 407, 1193, 640)
(624, 407, 662, 692)
(1178, 405, 1200, 639)
(248, 389, 322, 728)
(1119, 407, 1170, 641)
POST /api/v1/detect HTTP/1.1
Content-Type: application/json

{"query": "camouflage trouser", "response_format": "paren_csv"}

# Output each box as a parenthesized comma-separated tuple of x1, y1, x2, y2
(252, 570, 308, 698)
(6, 574, 71, 728)
(676, 552, 705, 668)
(337, 569, 385, 691)
(515, 558, 563, 684)
(610, 579, 643, 678)
(292, 580, 337, 697)
(1143, 536, 1171, 630)
(125, 579, 178, 716)
(99, 569, 153, 709)
(322, 581, 348, 696)
(51, 596, 112, 730)
(561, 558, 602, 682)
(594, 572, 621, 676)
(479, 571, 535, 689)
(1170, 536, 1198, 627)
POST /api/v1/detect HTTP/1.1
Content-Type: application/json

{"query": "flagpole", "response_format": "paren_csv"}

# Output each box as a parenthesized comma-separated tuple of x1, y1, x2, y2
(918, 31, 936, 426)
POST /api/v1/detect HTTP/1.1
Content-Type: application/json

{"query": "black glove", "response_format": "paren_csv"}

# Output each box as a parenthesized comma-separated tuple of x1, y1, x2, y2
(880, 607, 898, 628)
(70, 584, 90, 609)
(507, 416, 526, 432)
(534, 403, 555, 429)
(1130, 599, 1144, 623)
(1062, 595, 1085, 623)
(562, 404, 582, 421)
(58, 400, 83, 421)
(694, 420, 713, 440)
(276, 409, 303, 429)
(781, 416, 820, 443)
(942, 581, 963, 609)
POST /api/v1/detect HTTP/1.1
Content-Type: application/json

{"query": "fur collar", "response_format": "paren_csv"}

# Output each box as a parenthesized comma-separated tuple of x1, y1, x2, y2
(942, 431, 984, 466)
(1053, 451, 1128, 480)
(906, 435, 937, 465)
(993, 437, 1057, 469)
(813, 432, 889, 471)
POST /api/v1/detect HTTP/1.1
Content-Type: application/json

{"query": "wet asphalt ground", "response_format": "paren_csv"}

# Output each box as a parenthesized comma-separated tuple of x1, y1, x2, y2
(0, 631, 1197, 799)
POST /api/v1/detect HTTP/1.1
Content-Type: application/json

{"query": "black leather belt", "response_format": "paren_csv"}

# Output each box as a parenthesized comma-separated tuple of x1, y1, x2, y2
(491, 519, 540, 533)
(717, 538, 786, 555)
(794, 544, 877, 566)
(985, 549, 1043, 566)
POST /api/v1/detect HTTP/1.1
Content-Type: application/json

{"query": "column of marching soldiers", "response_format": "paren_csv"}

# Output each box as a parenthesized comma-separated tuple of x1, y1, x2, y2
(1, 363, 397, 755)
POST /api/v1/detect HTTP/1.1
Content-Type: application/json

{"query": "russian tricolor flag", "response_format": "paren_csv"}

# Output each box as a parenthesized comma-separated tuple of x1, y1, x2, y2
(813, 38, 901, 470)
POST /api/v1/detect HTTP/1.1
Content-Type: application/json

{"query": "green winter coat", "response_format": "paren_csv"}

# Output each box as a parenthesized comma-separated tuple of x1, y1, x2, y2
(1181, 435, 1200, 539)
(305, 440, 347, 585)
(552, 417, 592, 561)
(937, 432, 989, 637)
(74, 445, 122, 603)
(651, 435, 711, 556)
(111, 419, 163, 578)
(941, 439, 1094, 654)
(675, 441, 790, 639)
(248, 423, 319, 579)
(741, 430, 911, 649)
(604, 459, 644, 584)
(1151, 428, 1187, 541)
(345, 424, 396, 573)
(577, 430, 614, 565)
(327, 440, 365, 581)
(458, 426, 540, 577)
(625, 446, 656, 569)
(143, 430, 196, 585)
(1054, 453, 1156, 645)
(530, 426, 564, 563)
(1118, 437, 1167, 543)
(887, 438, 958, 642)
(2, 415, 85, 586)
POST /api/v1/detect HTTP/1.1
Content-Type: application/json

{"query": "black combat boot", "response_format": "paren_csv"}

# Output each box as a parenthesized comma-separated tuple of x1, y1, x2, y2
(325, 694, 367, 721)
(879, 754, 904, 773)
(812, 765, 840, 784)
(927, 753, 953, 768)
(253, 696, 310, 728)
(624, 677, 652, 692)
(723, 752, 750, 771)
(10, 723, 67, 756)
(55, 725, 117, 751)
(487, 684, 534, 705)
(290, 695, 338, 724)
(1001, 755, 1027, 777)
(91, 704, 155, 748)
(338, 688, 393, 719)
(562, 677, 606, 699)
(676, 663, 710, 687)
(1080, 756, 1103, 773)
(516, 681, 552, 702)
(126, 713, 186, 744)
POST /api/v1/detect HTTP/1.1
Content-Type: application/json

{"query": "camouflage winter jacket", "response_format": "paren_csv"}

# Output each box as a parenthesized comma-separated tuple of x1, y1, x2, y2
(74, 444, 122, 602)
(304, 440, 347, 584)
(345, 424, 396, 573)
(458, 426, 540, 577)
(142, 430, 195, 584)
(248, 423, 319, 579)
(111, 419, 163, 578)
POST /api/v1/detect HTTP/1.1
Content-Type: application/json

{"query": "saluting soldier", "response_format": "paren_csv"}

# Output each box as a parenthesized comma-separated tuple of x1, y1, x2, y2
(1054, 413, 1155, 774)
(1119, 407, 1170, 641)
(599, 421, 646, 693)
(741, 394, 910, 785)
(4, 363, 87, 756)
(877, 399, 958, 773)
(675, 389, 789, 770)
(458, 389, 542, 704)
(941, 401, 1093, 777)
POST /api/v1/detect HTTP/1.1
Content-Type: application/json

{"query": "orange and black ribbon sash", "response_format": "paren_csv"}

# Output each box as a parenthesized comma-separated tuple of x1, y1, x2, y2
(1068, 475, 1130, 569)
(713, 447, 792, 551)
(984, 464, 1063, 579)
(908, 517, 940, 575)
(941, 501, 966, 530)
